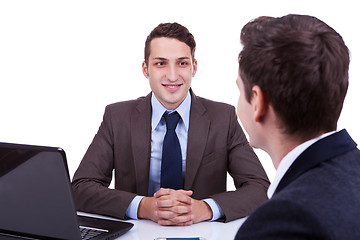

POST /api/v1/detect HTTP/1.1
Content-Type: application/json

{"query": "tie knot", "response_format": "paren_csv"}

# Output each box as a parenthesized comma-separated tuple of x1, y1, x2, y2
(163, 111, 180, 131)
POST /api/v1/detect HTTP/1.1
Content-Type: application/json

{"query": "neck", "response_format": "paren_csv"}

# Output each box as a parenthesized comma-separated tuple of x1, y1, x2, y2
(267, 130, 328, 169)
(267, 137, 300, 169)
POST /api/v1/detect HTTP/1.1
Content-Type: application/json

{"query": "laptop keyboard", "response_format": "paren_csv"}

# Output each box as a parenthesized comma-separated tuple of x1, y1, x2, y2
(79, 226, 108, 240)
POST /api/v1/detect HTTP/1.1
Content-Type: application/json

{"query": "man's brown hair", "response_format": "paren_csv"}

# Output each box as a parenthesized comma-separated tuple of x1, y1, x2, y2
(144, 22, 196, 66)
(239, 14, 350, 139)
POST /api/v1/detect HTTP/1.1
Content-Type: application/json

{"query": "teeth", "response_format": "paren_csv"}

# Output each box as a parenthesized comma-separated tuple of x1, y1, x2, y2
(165, 85, 179, 88)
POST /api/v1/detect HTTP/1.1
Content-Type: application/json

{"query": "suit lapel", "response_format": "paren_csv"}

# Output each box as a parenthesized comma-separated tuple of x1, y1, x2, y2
(275, 129, 357, 194)
(131, 93, 152, 196)
(184, 91, 210, 189)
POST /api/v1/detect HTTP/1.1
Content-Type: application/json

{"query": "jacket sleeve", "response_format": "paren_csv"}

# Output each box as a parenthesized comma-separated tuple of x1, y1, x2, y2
(71, 105, 136, 220)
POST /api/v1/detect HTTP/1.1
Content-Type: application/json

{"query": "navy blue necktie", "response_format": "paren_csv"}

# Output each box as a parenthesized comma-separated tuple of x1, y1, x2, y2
(160, 111, 183, 190)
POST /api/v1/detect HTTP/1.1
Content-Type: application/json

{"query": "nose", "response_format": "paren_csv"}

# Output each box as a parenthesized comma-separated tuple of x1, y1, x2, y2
(166, 64, 178, 82)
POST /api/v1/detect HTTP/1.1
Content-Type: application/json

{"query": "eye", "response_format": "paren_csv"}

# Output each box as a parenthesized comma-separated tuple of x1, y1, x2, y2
(178, 61, 189, 67)
(155, 61, 166, 66)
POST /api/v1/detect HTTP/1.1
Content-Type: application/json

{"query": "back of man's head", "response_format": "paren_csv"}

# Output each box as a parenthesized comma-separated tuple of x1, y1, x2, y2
(238, 14, 350, 140)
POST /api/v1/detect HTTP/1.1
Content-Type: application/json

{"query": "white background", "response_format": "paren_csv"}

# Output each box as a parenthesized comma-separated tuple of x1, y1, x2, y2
(1, 0, 359, 185)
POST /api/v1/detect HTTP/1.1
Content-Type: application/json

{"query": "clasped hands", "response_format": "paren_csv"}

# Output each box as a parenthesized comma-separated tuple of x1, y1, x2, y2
(138, 188, 213, 226)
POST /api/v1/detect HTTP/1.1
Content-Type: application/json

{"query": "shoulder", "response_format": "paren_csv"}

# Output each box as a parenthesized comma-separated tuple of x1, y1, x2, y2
(192, 94, 236, 121)
(107, 97, 143, 111)
(192, 95, 238, 130)
(236, 149, 360, 239)
(105, 94, 150, 115)
(240, 158, 360, 238)
(236, 197, 329, 240)
(194, 95, 234, 112)
(283, 152, 360, 198)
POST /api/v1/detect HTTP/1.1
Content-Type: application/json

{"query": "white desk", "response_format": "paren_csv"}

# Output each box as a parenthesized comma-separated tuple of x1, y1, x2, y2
(78, 212, 246, 240)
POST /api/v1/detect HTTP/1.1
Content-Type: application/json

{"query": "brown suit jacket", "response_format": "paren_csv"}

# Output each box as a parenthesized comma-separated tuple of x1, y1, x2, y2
(71, 90, 269, 222)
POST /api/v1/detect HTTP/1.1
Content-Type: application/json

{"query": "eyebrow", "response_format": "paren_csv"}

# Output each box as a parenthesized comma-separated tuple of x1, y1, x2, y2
(177, 57, 191, 60)
(152, 57, 168, 61)
(151, 57, 191, 61)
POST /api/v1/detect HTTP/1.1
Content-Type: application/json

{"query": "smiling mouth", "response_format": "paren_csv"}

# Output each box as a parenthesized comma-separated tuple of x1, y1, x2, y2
(162, 84, 183, 89)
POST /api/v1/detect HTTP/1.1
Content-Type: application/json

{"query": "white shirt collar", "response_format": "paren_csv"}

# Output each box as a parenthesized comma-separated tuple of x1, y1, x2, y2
(151, 92, 191, 131)
(267, 131, 336, 198)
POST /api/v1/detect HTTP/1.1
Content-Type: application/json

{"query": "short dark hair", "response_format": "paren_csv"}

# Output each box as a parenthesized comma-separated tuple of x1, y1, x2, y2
(239, 14, 350, 139)
(144, 22, 196, 66)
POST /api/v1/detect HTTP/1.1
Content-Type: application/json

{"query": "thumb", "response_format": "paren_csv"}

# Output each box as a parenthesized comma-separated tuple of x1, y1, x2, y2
(177, 189, 193, 196)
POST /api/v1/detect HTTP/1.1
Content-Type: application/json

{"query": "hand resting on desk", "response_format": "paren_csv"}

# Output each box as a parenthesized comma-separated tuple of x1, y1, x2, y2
(137, 188, 213, 226)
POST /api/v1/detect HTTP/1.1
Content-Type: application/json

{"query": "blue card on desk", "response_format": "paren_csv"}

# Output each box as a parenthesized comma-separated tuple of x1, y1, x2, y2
(155, 238, 205, 240)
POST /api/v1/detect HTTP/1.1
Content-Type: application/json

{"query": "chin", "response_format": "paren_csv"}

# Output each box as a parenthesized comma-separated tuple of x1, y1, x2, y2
(248, 140, 259, 149)
(249, 142, 256, 148)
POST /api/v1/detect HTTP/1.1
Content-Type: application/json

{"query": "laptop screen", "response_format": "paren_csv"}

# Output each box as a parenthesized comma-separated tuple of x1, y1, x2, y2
(0, 142, 82, 239)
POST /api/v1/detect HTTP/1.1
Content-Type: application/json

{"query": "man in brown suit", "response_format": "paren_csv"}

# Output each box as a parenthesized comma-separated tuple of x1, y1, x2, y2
(71, 22, 269, 226)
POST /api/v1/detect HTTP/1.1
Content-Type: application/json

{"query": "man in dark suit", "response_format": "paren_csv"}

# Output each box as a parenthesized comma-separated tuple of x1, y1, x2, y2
(72, 22, 269, 226)
(235, 14, 360, 239)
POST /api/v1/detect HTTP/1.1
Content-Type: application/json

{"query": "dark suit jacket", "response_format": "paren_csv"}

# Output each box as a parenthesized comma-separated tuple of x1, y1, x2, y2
(235, 129, 360, 239)
(71, 90, 269, 222)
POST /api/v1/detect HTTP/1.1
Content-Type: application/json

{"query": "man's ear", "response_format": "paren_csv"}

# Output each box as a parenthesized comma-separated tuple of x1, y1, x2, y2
(251, 85, 269, 122)
(192, 59, 198, 77)
(142, 61, 149, 78)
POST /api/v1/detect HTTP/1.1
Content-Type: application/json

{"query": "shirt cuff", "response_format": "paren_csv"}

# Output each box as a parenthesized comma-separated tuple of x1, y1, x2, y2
(126, 195, 144, 220)
(203, 198, 224, 221)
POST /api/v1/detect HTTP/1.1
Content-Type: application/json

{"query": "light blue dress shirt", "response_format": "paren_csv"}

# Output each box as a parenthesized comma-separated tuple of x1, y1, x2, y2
(147, 92, 190, 196)
(126, 92, 224, 221)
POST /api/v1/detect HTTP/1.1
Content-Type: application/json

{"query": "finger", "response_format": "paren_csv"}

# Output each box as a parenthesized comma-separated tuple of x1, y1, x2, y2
(157, 213, 194, 226)
(154, 188, 174, 198)
(158, 219, 193, 226)
(171, 192, 193, 205)
(154, 188, 193, 198)
(155, 209, 177, 220)
(156, 194, 193, 208)
(156, 198, 176, 208)
(177, 189, 193, 196)
(157, 204, 192, 216)
(172, 204, 192, 214)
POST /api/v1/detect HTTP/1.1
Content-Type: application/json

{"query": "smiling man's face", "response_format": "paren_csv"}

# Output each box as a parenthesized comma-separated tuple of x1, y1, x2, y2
(142, 37, 197, 110)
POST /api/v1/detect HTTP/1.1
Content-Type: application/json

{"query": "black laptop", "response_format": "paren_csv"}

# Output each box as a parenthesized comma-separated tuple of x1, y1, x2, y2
(0, 142, 133, 240)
